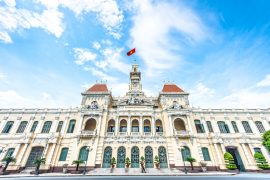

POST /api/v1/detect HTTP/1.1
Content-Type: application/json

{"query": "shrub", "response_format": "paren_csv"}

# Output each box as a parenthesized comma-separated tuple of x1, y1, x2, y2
(154, 155, 160, 165)
(125, 157, 131, 167)
(262, 130, 270, 152)
(254, 152, 270, 170)
(110, 157, 116, 166)
(224, 152, 237, 170)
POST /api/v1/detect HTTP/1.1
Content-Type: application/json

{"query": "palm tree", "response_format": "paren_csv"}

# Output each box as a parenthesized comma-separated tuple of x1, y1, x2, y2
(2, 156, 16, 172)
(33, 157, 46, 175)
(186, 157, 196, 170)
(72, 160, 85, 171)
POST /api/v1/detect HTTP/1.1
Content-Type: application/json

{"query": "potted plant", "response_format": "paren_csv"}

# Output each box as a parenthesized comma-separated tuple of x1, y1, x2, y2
(224, 152, 238, 172)
(110, 157, 116, 173)
(140, 156, 146, 173)
(186, 157, 196, 171)
(63, 163, 68, 174)
(1, 156, 16, 175)
(154, 155, 160, 168)
(254, 152, 270, 172)
(72, 160, 84, 174)
(199, 161, 207, 172)
(33, 157, 46, 175)
(125, 157, 131, 168)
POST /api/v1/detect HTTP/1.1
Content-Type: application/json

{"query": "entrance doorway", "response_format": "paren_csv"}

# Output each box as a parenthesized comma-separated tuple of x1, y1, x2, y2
(226, 146, 245, 172)
(25, 146, 44, 167)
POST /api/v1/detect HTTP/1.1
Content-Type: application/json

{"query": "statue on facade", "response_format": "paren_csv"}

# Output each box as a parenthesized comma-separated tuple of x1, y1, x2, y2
(87, 101, 99, 110)
(170, 101, 182, 109)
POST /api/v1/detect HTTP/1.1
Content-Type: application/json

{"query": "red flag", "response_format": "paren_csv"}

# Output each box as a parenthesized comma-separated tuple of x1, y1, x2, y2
(127, 48, 136, 56)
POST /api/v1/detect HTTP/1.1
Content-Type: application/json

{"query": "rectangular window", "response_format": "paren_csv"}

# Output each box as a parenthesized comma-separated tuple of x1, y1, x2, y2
(195, 120, 205, 133)
(231, 121, 239, 133)
(132, 126, 139, 132)
(206, 121, 213, 132)
(202, 147, 211, 161)
(144, 126, 151, 132)
(56, 121, 63, 133)
(156, 126, 163, 132)
(120, 126, 127, 132)
(2, 121, 14, 133)
(59, 148, 69, 161)
(16, 121, 28, 133)
(242, 121, 253, 133)
(5, 148, 15, 158)
(41, 121, 52, 133)
(218, 121, 230, 133)
(255, 121, 265, 133)
(67, 120, 76, 133)
(30, 121, 38, 133)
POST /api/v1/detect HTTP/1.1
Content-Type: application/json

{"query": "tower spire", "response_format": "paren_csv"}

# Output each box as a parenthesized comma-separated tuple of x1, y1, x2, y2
(129, 61, 142, 92)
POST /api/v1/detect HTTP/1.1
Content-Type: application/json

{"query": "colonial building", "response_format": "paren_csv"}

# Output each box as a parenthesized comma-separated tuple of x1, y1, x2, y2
(0, 62, 270, 173)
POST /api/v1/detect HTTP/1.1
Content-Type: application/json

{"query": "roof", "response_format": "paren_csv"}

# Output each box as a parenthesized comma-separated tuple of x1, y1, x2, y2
(161, 84, 184, 93)
(87, 84, 109, 92)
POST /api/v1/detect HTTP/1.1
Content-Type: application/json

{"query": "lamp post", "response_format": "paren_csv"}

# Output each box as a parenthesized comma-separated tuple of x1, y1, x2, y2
(178, 147, 187, 174)
(83, 146, 93, 175)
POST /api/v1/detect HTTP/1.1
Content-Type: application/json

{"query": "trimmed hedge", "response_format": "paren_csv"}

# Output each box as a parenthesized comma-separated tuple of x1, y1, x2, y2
(224, 152, 237, 170)
(263, 130, 270, 153)
(254, 152, 270, 170)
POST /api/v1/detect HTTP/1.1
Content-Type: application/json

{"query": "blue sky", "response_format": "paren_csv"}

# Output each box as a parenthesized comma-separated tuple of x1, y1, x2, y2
(0, 0, 270, 108)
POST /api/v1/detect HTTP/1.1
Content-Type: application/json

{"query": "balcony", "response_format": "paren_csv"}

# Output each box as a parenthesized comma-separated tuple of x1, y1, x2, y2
(175, 130, 190, 138)
(131, 132, 140, 136)
(144, 132, 151, 136)
(78, 130, 96, 137)
(156, 132, 163, 136)
(119, 132, 127, 136)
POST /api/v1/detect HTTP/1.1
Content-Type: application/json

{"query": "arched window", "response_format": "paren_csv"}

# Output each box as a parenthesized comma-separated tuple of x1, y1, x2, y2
(131, 146, 139, 168)
(107, 119, 115, 132)
(174, 118, 186, 131)
(155, 119, 163, 132)
(67, 120, 76, 133)
(255, 121, 265, 133)
(201, 147, 211, 161)
(117, 146, 126, 168)
(231, 121, 239, 133)
(2, 121, 14, 133)
(78, 146, 89, 161)
(56, 121, 63, 132)
(145, 146, 153, 168)
(16, 121, 28, 133)
(158, 146, 168, 168)
(59, 148, 69, 161)
(102, 146, 112, 168)
(119, 119, 127, 132)
(217, 121, 230, 133)
(194, 120, 205, 133)
(206, 121, 213, 132)
(41, 121, 52, 133)
(181, 146, 191, 161)
(132, 119, 139, 132)
(30, 121, 38, 133)
(84, 118, 96, 131)
(242, 121, 253, 133)
(25, 147, 44, 167)
(144, 119, 151, 132)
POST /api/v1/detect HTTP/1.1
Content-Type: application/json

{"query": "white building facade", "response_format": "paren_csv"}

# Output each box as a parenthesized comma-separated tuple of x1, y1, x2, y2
(0, 62, 270, 173)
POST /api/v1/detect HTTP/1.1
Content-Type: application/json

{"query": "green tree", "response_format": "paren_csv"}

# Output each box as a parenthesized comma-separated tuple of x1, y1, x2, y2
(1, 156, 16, 172)
(262, 130, 270, 152)
(33, 157, 46, 175)
(186, 157, 196, 170)
(110, 157, 116, 167)
(72, 160, 84, 171)
(154, 155, 160, 166)
(254, 152, 270, 170)
(224, 152, 237, 170)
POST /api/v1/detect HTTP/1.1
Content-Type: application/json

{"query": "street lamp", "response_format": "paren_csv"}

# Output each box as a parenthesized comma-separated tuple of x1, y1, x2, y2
(83, 146, 93, 175)
(178, 147, 187, 174)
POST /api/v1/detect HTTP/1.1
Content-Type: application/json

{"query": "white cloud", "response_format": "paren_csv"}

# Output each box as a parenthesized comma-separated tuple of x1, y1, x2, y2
(73, 48, 97, 65)
(0, 90, 30, 108)
(37, 0, 124, 39)
(92, 41, 101, 50)
(257, 74, 270, 87)
(0, 73, 7, 81)
(0, 4, 64, 43)
(129, 0, 209, 76)
(84, 67, 118, 82)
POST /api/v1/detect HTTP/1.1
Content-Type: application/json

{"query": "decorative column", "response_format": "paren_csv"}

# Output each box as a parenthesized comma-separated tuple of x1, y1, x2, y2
(249, 119, 259, 134)
(115, 116, 119, 136)
(47, 143, 57, 165)
(97, 115, 102, 135)
(214, 143, 222, 164)
(225, 119, 233, 133)
(168, 115, 173, 135)
(241, 143, 252, 164)
(248, 144, 255, 156)
(77, 114, 84, 133)
(127, 115, 131, 135)
(16, 143, 28, 166)
(202, 119, 208, 133)
(139, 115, 143, 135)
(151, 115, 155, 135)
(186, 115, 193, 134)
(261, 146, 270, 162)
(12, 144, 21, 159)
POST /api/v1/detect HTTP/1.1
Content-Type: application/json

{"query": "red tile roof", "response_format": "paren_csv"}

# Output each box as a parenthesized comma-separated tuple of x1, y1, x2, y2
(162, 84, 184, 93)
(87, 84, 108, 92)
